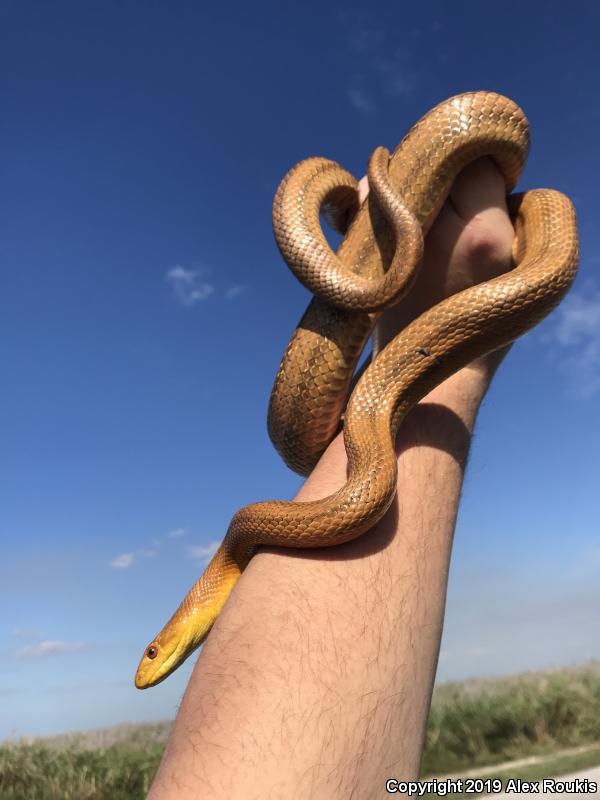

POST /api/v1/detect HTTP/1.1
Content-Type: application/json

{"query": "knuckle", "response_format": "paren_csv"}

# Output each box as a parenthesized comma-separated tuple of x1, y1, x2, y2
(462, 215, 513, 268)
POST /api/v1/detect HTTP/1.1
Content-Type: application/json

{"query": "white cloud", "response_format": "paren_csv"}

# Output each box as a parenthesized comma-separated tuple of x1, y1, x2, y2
(110, 546, 160, 568)
(110, 552, 136, 569)
(548, 285, 600, 398)
(12, 628, 44, 641)
(347, 27, 385, 53)
(339, 12, 417, 114)
(188, 541, 220, 564)
(225, 284, 244, 299)
(110, 532, 219, 570)
(16, 640, 88, 658)
(555, 289, 600, 345)
(371, 52, 417, 97)
(166, 265, 214, 306)
(346, 86, 375, 115)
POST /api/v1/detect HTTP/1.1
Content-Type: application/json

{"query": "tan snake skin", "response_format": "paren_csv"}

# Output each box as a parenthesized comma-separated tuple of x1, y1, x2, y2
(135, 91, 579, 688)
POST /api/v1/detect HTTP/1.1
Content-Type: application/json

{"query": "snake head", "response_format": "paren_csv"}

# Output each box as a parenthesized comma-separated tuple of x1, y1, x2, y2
(134, 600, 220, 689)
(134, 638, 170, 689)
(134, 542, 239, 688)
(134, 627, 199, 689)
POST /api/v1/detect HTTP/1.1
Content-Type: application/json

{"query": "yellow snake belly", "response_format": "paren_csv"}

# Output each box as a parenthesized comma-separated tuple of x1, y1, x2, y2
(134, 91, 579, 689)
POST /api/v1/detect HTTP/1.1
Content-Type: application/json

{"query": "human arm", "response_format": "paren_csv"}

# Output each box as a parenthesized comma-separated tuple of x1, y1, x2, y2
(148, 157, 514, 799)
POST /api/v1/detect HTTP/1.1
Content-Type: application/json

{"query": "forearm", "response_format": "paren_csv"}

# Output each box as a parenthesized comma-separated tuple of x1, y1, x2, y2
(149, 357, 503, 800)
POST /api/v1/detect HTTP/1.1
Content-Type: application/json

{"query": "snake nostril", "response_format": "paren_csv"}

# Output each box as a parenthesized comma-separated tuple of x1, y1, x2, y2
(146, 645, 158, 660)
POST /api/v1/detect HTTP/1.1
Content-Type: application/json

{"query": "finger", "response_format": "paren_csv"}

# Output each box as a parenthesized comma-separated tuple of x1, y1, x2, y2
(358, 175, 369, 204)
(448, 157, 509, 221)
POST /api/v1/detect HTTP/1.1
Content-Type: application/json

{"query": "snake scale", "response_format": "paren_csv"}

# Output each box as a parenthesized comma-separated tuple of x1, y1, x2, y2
(135, 91, 579, 689)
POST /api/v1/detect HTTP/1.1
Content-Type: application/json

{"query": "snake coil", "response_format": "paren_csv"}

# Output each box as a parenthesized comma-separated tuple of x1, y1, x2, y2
(135, 91, 579, 689)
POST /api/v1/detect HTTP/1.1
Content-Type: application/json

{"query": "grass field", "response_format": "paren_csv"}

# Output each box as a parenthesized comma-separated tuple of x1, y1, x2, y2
(422, 660, 600, 776)
(420, 745, 600, 800)
(2, 662, 600, 800)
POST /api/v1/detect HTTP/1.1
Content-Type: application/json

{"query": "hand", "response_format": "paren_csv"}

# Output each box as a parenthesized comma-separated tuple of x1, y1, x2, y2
(360, 157, 516, 375)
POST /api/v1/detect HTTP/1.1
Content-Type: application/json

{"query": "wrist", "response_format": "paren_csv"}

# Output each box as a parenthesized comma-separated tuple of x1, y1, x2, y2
(419, 353, 504, 416)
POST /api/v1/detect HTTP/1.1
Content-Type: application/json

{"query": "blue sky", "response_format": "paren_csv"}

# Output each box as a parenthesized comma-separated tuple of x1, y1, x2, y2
(1, 0, 599, 739)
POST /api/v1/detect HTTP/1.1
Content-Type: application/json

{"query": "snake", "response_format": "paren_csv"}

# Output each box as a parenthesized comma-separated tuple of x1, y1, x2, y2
(134, 91, 579, 689)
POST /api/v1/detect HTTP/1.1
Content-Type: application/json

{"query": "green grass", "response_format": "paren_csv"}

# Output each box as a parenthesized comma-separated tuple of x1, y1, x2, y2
(421, 745, 600, 800)
(493, 744, 600, 783)
(2, 662, 600, 799)
(422, 660, 600, 776)
(0, 741, 164, 800)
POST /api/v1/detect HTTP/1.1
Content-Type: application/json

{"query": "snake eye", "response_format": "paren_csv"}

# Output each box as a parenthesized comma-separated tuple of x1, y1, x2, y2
(146, 645, 158, 660)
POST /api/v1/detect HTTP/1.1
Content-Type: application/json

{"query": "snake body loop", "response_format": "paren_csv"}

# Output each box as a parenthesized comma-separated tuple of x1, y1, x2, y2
(135, 92, 579, 689)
